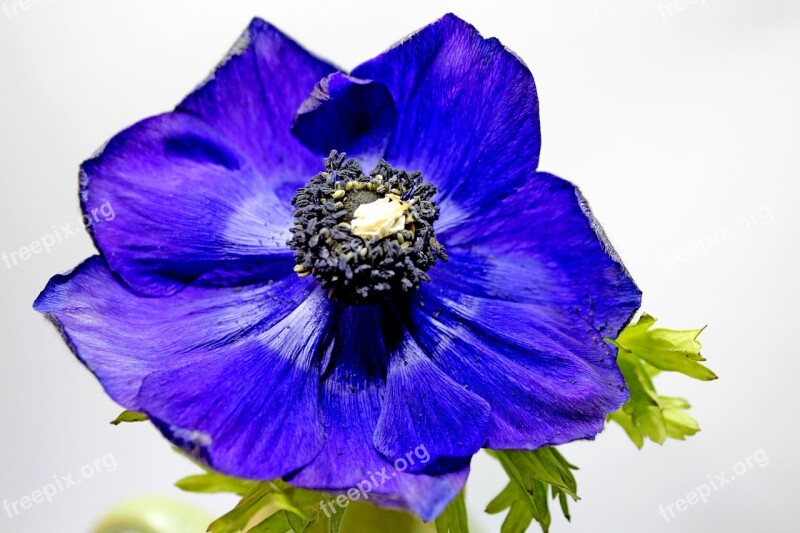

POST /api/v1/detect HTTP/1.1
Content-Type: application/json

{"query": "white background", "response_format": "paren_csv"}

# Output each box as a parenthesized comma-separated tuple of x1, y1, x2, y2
(1, 0, 798, 531)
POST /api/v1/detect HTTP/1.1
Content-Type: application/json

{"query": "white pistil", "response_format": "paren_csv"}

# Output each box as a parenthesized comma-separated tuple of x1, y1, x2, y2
(351, 194, 409, 240)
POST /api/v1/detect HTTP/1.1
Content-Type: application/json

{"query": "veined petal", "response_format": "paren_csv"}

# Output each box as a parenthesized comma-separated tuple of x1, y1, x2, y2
(178, 18, 336, 194)
(81, 113, 296, 295)
(292, 72, 397, 170)
(373, 329, 491, 472)
(439, 171, 641, 334)
(34, 257, 326, 478)
(288, 305, 468, 521)
(139, 288, 333, 479)
(82, 18, 336, 295)
(403, 171, 640, 448)
(34, 257, 314, 406)
(411, 278, 628, 449)
(352, 13, 541, 228)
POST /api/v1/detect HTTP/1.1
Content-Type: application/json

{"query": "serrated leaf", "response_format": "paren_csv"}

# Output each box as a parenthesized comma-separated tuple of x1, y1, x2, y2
(487, 448, 578, 533)
(617, 351, 667, 444)
(249, 511, 293, 533)
(500, 503, 537, 533)
(175, 471, 256, 496)
(661, 396, 700, 441)
(551, 486, 572, 522)
(616, 349, 659, 406)
(268, 483, 344, 533)
(614, 314, 716, 381)
(610, 314, 714, 447)
(204, 478, 344, 533)
(633, 403, 667, 444)
(110, 410, 148, 425)
(659, 396, 691, 410)
(435, 489, 468, 533)
(486, 482, 540, 533)
(285, 511, 306, 532)
(607, 410, 644, 448)
(491, 448, 578, 500)
(208, 483, 277, 533)
(485, 483, 515, 515)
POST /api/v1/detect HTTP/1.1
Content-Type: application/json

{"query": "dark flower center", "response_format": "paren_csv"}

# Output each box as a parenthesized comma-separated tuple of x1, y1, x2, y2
(288, 151, 446, 303)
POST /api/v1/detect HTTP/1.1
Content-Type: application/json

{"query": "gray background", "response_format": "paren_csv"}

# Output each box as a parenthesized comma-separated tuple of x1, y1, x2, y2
(1, 0, 798, 531)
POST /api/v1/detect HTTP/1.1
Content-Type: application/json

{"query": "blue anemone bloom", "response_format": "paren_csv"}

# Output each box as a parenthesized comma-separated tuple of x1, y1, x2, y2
(35, 14, 640, 520)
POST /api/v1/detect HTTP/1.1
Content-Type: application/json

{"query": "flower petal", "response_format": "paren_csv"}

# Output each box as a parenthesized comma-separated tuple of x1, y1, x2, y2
(439, 171, 641, 333)
(81, 112, 296, 295)
(291, 72, 397, 169)
(83, 19, 336, 295)
(373, 329, 491, 472)
(288, 305, 468, 521)
(400, 173, 641, 449)
(177, 18, 336, 192)
(352, 13, 541, 226)
(139, 288, 333, 479)
(34, 256, 326, 478)
(403, 171, 641, 448)
(410, 278, 628, 449)
(34, 257, 313, 406)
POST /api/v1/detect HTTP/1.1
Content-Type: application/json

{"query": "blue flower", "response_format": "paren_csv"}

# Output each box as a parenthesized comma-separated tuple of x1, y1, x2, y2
(34, 14, 641, 520)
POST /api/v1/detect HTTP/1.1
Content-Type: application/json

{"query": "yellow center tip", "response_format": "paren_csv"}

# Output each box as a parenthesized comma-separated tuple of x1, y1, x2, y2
(351, 195, 409, 239)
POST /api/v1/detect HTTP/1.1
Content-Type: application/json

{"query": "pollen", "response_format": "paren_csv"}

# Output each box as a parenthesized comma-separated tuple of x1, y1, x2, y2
(351, 195, 409, 239)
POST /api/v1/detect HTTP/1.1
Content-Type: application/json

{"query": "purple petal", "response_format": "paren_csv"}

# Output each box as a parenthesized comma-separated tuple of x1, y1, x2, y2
(411, 276, 628, 449)
(440, 172, 641, 333)
(373, 329, 491, 472)
(178, 18, 336, 192)
(82, 19, 336, 295)
(81, 113, 296, 295)
(351, 14, 541, 226)
(404, 172, 640, 448)
(139, 288, 333, 479)
(34, 257, 327, 478)
(292, 72, 397, 169)
(34, 257, 312, 406)
(288, 305, 468, 521)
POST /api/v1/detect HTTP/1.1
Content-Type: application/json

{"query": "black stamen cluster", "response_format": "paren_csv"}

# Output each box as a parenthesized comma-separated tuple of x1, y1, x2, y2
(288, 151, 446, 304)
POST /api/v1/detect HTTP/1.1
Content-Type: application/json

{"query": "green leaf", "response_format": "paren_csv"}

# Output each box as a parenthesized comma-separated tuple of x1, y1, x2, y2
(248, 511, 293, 533)
(285, 510, 306, 532)
(607, 409, 644, 449)
(204, 478, 346, 533)
(264, 483, 345, 533)
(435, 489, 468, 533)
(110, 410, 148, 425)
(551, 486, 572, 522)
(616, 350, 659, 406)
(613, 314, 716, 381)
(175, 471, 256, 496)
(487, 448, 578, 533)
(491, 448, 578, 500)
(208, 483, 278, 533)
(661, 396, 700, 441)
(338, 502, 428, 532)
(609, 314, 713, 447)
(486, 482, 540, 533)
